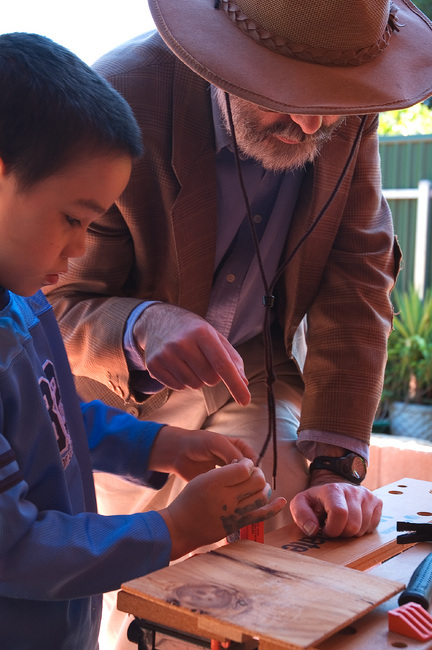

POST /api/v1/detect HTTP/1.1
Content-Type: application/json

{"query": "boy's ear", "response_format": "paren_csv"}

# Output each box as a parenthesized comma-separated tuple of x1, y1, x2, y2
(0, 158, 13, 190)
(0, 157, 7, 180)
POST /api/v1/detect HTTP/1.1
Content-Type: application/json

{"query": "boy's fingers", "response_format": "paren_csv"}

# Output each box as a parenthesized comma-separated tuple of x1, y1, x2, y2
(260, 496, 287, 518)
(204, 436, 248, 466)
(236, 471, 269, 503)
(216, 457, 256, 485)
(253, 496, 287, 521)
(230, 496, 287, 532)
(229, 438, 258, 464)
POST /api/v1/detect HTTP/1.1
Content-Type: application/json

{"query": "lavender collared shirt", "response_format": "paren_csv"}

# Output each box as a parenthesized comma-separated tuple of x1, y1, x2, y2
(124, 88, 369, 463)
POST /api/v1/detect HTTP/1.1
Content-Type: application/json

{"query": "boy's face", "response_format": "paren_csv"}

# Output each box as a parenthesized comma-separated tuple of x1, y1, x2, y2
(0, 154, 131, 296)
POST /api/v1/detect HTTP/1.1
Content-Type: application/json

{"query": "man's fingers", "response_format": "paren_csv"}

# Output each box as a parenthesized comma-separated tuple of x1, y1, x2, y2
(289, 491, 321, 536)
(216, 335, 251, 406)
(147, 362, 195, 390)
(290, 484, 384, 539)
(146, 327, 251, 405)
(142, 307, 251, 405)
(371, 499, 383, 529)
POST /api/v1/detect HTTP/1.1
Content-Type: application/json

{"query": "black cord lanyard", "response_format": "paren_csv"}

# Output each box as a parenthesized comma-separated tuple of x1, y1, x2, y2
(224, 91, 367, 488)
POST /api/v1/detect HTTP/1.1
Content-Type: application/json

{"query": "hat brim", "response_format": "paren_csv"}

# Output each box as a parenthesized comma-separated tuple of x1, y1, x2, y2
(149, 0, 432, 115)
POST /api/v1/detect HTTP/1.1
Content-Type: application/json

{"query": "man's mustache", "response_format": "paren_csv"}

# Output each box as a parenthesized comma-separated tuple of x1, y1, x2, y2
(262, 117, 344, 144)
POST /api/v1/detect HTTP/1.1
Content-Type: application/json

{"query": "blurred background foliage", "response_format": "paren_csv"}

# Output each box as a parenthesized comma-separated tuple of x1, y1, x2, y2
(377, 0, 432, 136)
(378, 103, 432, 136)
(417, 0, 432, 16)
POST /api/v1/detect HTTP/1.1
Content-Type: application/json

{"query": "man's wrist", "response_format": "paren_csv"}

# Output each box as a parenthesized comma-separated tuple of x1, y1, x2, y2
(298, 431, 370, 465)
(312, 444, 349, 458)
(124, 301, 160, 371)
(308, 468, 352, 487)
(309, 452, 367, 485)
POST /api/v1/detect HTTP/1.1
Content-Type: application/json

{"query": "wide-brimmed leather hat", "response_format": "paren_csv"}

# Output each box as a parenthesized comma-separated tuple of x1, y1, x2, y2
(148, 0, 432, 115)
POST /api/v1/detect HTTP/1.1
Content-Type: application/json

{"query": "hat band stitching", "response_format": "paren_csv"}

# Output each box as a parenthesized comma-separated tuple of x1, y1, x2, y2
(220, 0, 401, 67)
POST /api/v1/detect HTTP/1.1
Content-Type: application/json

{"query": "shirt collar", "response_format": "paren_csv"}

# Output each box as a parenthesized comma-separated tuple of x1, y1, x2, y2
(211, 85, 232, 154)
(0, 287, 9, 310)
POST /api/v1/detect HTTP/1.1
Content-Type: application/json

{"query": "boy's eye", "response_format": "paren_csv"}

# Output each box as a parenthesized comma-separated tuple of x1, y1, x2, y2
(65, 214, 82, 228)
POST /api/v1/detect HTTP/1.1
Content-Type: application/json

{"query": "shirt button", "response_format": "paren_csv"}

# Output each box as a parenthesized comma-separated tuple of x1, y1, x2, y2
(226, 273, 236, 283)
(127, 406, 140, 417)
(253, 214, 262, 223)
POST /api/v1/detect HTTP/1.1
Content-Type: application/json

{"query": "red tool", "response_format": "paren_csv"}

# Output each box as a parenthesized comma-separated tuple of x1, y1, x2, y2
(227, 521, 264, 544)
(388, 546, 432, 641)
(388, 602, 432, 641)
(238, 521, 264, 543)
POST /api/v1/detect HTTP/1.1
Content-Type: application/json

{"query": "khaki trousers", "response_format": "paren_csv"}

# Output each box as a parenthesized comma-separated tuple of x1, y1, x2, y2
(97, 332, 308, 650)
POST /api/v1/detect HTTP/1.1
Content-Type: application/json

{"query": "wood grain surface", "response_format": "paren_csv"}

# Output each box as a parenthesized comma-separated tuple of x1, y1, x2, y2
(318, 543, 432, 649)
(265, 477, 432, 570)
(119, 540, 403, 649)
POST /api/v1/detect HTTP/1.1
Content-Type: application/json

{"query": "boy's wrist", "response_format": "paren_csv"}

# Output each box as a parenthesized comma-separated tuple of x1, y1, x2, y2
(159, 507, 191, 561)
(148, 425, 176, 473)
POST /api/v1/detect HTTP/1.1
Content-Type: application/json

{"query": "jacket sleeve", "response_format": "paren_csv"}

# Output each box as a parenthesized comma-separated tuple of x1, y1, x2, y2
(0, 403, 171, 601)
(82, 399, 167, 487)
(295, 115, 401, 445)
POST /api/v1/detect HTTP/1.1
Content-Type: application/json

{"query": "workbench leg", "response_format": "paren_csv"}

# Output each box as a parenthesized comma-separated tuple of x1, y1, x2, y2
(127, 618, 155, 650)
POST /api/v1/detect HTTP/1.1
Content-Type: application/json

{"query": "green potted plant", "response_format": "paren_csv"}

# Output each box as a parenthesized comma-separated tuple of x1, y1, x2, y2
(382, 285, 432, 438)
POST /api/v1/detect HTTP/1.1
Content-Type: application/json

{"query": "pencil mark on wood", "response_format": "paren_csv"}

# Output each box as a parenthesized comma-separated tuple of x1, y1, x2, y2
(211, 549, 297, 580)
(170, 584, 251, 615)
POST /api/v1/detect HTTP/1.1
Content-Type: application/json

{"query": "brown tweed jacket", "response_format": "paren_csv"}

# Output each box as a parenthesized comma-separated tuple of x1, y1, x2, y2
(46, 31, 401, 447)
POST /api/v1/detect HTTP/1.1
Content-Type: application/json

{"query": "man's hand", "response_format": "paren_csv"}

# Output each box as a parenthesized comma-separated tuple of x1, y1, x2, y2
(159, 458, 286, 559)
(148, 425, 258, 481)
(289, 473, 383, 538)
(133, 303, 251, 406)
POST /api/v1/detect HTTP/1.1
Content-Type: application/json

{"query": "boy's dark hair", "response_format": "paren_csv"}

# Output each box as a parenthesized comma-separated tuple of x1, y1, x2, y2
(0, 32, 143, 189)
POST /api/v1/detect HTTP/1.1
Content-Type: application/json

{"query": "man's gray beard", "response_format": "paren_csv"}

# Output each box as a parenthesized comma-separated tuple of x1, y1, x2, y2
(215, 90, 343, 172)
(232, 129, 323, 172)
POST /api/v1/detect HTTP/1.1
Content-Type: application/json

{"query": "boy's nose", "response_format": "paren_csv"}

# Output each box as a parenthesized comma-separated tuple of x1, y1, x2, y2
(64, 233, 86, 259)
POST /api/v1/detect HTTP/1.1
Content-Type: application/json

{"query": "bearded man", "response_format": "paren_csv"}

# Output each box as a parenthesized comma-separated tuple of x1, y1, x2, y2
(45, 1, 432, 646)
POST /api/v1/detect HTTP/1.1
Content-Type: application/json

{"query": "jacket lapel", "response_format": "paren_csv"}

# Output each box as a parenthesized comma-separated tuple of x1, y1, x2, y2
(171, 67, 217, 316)
(284, 120, 363, 265)
(279, 118, 364, 338)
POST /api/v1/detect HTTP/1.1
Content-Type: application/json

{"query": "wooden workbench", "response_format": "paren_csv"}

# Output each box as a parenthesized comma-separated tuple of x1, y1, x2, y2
(118, 478, 432, 650)
(319, 543, 432, 649)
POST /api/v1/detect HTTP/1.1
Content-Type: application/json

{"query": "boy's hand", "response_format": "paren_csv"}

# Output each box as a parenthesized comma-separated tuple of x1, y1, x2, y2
(149, 426, 258, 481)
(159, 458, 286, 560)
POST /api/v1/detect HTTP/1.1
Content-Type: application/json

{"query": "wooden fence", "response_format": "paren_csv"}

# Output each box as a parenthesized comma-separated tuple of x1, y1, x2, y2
(379, 134, 432, 294)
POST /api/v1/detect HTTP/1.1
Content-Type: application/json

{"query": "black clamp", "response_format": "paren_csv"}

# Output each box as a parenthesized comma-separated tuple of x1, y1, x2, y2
(396, 521, 432, 544)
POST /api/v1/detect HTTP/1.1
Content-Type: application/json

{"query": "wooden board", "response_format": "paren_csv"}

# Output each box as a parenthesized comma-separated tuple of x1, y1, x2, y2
(265, 477, 432, 570)
(118, 540, 403, 650)
(318, 543, 432, 649)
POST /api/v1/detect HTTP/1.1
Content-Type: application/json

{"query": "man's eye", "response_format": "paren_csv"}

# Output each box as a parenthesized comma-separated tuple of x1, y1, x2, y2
(65, 214, 82, 227)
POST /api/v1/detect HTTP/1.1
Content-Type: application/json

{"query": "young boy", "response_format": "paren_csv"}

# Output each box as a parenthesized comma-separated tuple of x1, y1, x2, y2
(0, 33, 285, 649)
